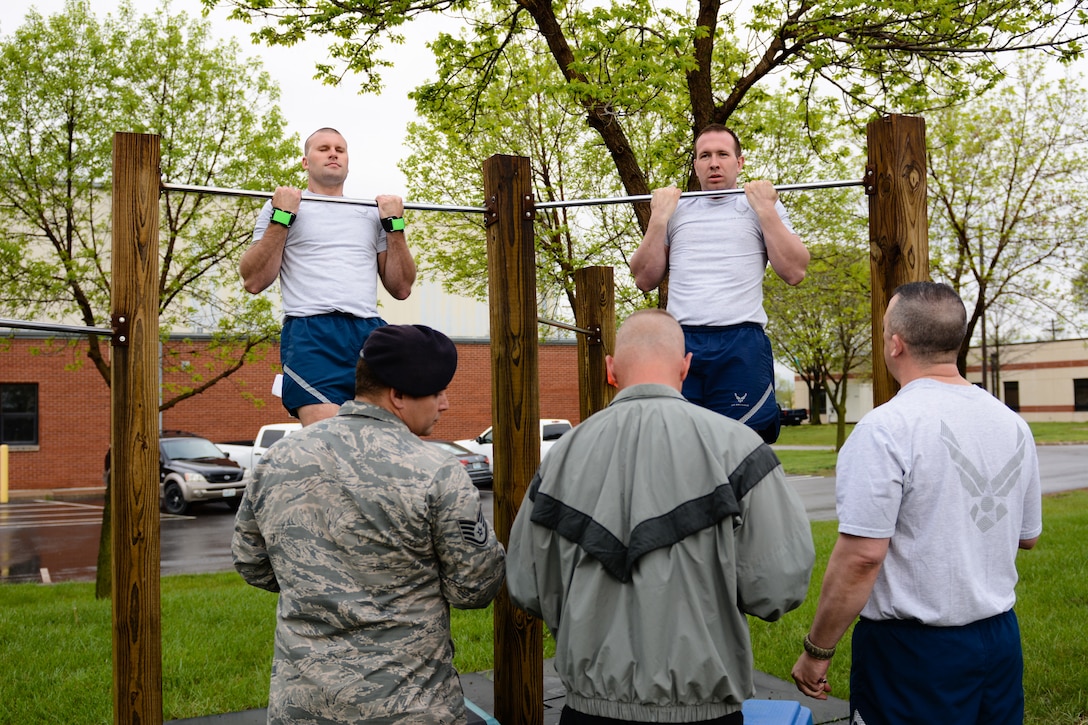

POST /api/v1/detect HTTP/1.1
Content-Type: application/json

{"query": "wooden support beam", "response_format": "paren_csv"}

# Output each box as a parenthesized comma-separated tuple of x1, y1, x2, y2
(867, 115, 930, 407)
(573, 266, 616, 419)
(483, 154, 544, 725)
(110, 132, 163, 724)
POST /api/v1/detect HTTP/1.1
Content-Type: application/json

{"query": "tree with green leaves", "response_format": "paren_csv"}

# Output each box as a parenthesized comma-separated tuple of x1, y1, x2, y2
(0, 0, 302, 405)
(926, 55, 1088, 376)
(747, 95, 872, 448)
(402, 31, 865, 323)
(209, 0, 1087, 237)
(400, 43, 680, 324)
(0, 0, 302, 598)
(765, 244, 871, 449)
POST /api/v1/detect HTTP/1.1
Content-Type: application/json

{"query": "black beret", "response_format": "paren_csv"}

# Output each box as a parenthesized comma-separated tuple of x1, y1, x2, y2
(361, 324, 458, 396)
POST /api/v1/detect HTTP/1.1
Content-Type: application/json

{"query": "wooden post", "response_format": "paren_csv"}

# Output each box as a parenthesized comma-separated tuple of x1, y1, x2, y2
(110, 132, 163, 725)
(867, 115, 929, 407)
(483, 154, 543, 725)
(574, 266, 616, 419)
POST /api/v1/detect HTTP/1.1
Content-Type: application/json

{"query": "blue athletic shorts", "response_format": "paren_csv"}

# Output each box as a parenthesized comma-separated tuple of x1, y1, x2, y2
(280, 313, 387, 417)
(850, 610, 1025, 725)
(681, 324, 780, 443)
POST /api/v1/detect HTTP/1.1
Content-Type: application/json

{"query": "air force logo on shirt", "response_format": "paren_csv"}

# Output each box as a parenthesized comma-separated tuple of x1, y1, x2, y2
(459, 507, 490, 546)
(940, 422, 1027, 533)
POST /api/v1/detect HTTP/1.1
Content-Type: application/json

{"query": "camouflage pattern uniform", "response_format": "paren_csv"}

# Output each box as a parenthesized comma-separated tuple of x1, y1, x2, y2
(233, 400, 506, 724)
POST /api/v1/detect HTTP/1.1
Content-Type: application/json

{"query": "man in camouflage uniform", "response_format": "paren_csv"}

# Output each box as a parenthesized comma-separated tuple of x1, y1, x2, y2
(234, 324, 506, 724)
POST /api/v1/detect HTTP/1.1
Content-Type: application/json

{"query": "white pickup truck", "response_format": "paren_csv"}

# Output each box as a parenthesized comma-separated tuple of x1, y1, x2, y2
(218, 422, 301, 471)
(455, 419, 572, 462)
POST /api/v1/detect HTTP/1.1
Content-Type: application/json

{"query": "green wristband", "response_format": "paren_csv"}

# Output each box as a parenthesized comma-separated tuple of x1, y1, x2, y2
(270, 207, 296, 228)
(381, 216, 406, 233)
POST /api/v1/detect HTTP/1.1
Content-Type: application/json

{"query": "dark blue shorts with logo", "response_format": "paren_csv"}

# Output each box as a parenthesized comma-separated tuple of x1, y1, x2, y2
(681, 323, 780, 443)
(280, 313, 387, 417)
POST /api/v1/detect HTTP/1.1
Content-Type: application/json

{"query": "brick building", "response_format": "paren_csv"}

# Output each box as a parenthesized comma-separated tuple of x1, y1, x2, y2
(0, 333, 581, 495)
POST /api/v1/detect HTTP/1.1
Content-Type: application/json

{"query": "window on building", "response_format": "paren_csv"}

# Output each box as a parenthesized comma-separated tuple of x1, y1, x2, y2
(1003, 381, 1020, 412)
(0, 383, 39, 445)
(1075, 379, 1088, 412)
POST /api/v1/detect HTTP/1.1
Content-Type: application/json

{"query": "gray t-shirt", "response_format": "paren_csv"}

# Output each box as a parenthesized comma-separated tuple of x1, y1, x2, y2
(253, 193, 388, 318)
(836, 379, 1043, 626)
(664, 194, 794, 327)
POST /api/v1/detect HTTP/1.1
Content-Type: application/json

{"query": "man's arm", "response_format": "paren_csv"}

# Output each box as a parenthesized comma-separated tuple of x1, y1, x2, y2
(630, 186, 680, 292)
(375, 194, 416, 299)
(506, 485, 544, 620)
(734, 462, 816, 621)
(231, 489, 280, 592)
(431, 464, 506, 609)
(240, 186, 302, 294)
(791, 533, 889, 699)
(744, 180, 809, 285)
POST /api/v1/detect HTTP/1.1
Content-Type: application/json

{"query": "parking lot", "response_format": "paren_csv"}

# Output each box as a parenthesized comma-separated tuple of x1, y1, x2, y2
(3, 443, 1083, 586)
(0, 497, 227, 584)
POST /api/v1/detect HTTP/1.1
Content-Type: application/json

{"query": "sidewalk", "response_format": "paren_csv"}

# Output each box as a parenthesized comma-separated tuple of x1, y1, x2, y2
(169, 659, 850, 725)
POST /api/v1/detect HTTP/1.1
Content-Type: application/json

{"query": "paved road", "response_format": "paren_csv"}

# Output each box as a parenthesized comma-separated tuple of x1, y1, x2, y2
(2, 445, 1084, 585)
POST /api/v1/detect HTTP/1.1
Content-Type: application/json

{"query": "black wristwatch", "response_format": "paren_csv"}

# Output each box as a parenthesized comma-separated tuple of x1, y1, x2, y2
(270, 207, 296, 228)
(381, 216, 406, 233)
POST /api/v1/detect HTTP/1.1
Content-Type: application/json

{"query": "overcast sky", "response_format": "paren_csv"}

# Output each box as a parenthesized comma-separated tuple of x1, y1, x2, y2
(5, 0, 449, 199)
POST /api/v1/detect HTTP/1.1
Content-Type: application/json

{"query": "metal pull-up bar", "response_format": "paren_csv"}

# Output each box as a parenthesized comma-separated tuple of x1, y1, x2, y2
(160, 182, 487, 214)
(535, 178, 867, 210)
(161, 178, 867, 216)
(0, 318, 114, 337)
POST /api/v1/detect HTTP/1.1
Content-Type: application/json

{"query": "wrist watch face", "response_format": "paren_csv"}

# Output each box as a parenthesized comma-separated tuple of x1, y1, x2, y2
(271, 208, 294, 226)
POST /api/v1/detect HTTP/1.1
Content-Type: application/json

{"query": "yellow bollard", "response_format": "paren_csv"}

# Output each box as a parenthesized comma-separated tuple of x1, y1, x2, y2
(1, 444, 8, 504)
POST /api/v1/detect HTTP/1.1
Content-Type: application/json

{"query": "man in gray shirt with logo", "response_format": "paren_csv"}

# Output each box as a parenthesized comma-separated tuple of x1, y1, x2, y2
(792, 282, 1042, 725)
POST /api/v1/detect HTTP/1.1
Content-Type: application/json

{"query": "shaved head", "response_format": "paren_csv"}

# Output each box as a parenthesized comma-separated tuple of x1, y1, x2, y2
(615, 309, 685, 359)
(609, 309, 691, 391)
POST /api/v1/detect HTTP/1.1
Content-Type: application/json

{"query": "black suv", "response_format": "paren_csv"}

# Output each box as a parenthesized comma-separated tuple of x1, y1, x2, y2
(158, 431, 245, 515)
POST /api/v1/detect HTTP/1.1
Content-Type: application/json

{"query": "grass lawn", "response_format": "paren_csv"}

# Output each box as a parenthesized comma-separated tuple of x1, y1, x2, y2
(1, 490, 1084, 723)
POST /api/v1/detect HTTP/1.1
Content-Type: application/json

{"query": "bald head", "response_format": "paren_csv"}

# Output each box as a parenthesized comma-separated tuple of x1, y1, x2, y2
(607, 309, 691, 391)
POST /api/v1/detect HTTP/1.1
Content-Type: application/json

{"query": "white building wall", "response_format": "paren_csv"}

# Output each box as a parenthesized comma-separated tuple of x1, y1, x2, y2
(967, 337, 1088, 422)
(377, 280, 491, 338)
(792, 377, 874, 424)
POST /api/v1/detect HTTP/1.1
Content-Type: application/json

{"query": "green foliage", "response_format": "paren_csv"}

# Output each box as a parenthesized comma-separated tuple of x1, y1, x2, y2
(756, 97, 871, 450)
(0, 0, 302, 408)
(401, 38, 680, 322)
(206, 0, 1087, 217)
(767, 243, 871, 450)
(926, 54, 1088, 360)
(208, 0, 1088, 351)
(208, 0, 1086, 115)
